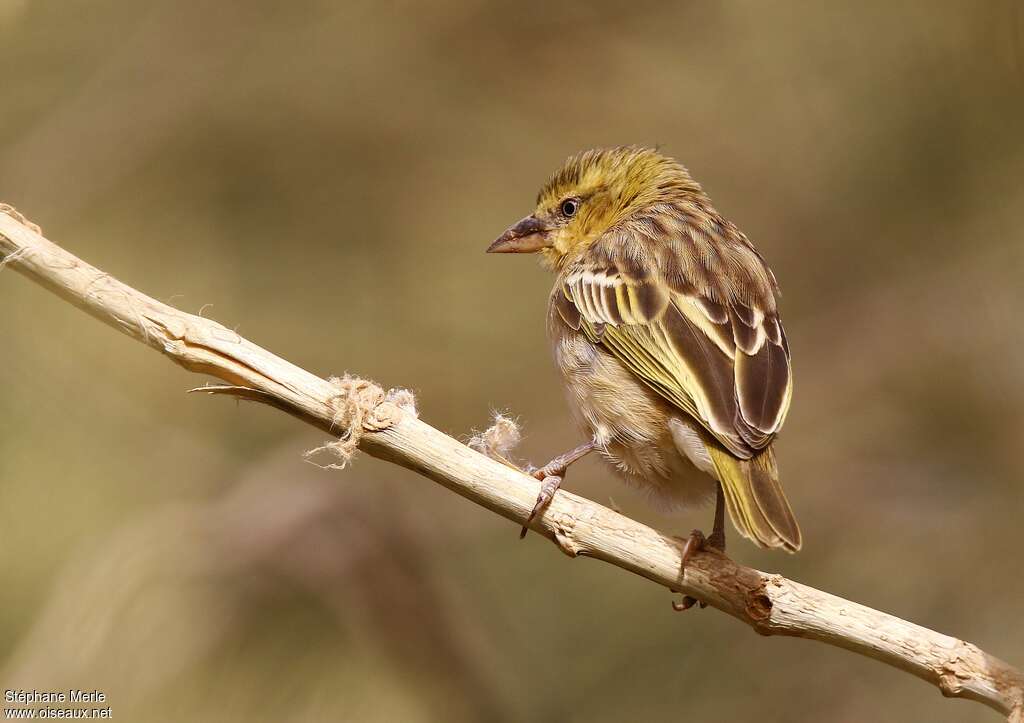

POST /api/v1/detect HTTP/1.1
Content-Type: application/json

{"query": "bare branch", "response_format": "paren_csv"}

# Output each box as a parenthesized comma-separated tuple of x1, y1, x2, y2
(2, 208, 1021, 721)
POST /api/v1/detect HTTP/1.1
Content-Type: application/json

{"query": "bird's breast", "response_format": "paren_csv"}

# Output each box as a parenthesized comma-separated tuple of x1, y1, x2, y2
(547, 296, 668, 445)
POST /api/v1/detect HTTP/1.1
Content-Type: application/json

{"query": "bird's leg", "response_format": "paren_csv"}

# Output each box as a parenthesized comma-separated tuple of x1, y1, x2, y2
(673, 483, 727, 611)
(519, 439, 597, 538)
(706, 482, 727, 553)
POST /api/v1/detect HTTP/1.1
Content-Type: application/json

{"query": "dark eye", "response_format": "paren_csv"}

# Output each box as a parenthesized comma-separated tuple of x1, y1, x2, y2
(560, 198, 580, 217)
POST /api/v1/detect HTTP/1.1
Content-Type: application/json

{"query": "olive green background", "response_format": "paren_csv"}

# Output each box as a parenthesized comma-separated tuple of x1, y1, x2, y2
(2, 1, 1022, 721)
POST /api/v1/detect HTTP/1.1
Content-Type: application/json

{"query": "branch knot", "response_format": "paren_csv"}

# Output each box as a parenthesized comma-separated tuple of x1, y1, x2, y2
(306, 375, 417, 469)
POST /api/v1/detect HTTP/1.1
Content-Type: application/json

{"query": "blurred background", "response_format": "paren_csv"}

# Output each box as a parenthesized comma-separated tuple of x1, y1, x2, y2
(2, 1, 1023, 721)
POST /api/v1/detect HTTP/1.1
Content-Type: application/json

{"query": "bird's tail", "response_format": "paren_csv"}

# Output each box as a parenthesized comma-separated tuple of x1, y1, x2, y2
(707, 445, 802, 552)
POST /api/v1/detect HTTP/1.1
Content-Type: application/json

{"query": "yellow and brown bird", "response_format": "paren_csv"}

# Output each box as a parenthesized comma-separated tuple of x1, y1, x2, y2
(488, 146, 801, 562)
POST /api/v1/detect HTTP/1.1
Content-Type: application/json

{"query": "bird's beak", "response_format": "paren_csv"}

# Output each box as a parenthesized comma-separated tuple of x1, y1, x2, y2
(487, 215, 550, 254)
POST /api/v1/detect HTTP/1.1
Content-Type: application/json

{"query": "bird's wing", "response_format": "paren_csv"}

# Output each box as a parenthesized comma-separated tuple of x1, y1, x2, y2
(553, 227, 792, 458)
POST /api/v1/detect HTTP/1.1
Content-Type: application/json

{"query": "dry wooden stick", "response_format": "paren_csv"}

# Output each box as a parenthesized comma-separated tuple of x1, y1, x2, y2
(1, 207, 1021, 722)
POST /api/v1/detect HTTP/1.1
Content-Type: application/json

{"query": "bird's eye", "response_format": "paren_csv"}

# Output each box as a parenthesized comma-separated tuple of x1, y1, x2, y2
(560, 198, 580, 218)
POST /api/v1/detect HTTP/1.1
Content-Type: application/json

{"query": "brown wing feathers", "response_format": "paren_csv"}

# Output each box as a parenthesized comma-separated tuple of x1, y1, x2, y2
(657, 301, 745, 451)
(560, 224, 792, 457)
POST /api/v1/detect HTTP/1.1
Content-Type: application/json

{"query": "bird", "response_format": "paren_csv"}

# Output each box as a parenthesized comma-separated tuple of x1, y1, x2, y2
(487, 146, 801, 583)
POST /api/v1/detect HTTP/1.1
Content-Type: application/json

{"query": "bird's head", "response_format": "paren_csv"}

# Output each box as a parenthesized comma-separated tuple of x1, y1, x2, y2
(487, 146, 703, 270)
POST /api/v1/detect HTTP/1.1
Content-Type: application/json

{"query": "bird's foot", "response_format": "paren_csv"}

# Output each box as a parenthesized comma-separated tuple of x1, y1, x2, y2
(519, 465, 564, 539)
(518, 440, 597, 539)
(671, 528, 725, 612)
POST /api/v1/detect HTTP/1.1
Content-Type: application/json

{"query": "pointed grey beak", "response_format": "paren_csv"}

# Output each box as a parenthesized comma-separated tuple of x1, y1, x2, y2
(486, 215, 550, 253)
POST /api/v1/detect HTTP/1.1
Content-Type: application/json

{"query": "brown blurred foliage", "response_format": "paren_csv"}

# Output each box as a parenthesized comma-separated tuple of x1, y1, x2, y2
(1, 1, 1022, 721)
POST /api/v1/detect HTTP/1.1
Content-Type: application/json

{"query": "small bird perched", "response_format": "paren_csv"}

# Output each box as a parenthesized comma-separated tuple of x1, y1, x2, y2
(488, 146, 801, 571)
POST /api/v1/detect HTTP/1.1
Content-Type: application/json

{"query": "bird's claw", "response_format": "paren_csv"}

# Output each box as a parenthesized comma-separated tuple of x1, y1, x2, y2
(671, 595, 706, 612)
(530, 462, 560, 480)
(517, 440, 597, 539)
(672, 528, 715, 612)
(519, 473, 563, 539)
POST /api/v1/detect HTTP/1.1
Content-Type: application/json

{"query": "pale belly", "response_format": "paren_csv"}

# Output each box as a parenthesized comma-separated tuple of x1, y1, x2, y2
(550, 323, 717, 510)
